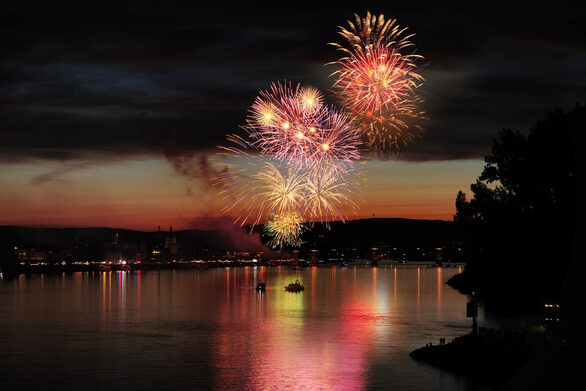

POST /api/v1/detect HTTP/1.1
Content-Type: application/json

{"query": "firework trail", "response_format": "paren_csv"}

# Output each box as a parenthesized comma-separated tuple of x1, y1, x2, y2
(328, 12, 426, 153)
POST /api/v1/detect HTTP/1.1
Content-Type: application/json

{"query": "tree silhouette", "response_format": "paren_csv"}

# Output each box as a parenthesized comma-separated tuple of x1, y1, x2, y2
(452, 104, 583, 314)
(453, 191, 476, 222)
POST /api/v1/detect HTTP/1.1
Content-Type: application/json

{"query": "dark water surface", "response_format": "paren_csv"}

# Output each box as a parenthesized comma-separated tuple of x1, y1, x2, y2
(0, 266, 486, 390)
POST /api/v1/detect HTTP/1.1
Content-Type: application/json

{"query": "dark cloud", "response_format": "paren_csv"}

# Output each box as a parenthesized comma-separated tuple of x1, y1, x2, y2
(1, 0, 584, 164)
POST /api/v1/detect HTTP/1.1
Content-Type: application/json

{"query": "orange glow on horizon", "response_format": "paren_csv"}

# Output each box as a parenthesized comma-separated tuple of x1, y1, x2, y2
(0, 157, 484, 231)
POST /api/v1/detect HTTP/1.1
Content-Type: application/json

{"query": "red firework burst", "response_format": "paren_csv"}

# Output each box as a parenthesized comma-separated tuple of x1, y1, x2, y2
(333, 45, 420, 115)
(245, 82, 361, 169)
(328, 12, 426, 153)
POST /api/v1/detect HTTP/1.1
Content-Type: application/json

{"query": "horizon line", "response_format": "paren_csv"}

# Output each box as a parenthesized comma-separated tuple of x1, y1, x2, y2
(0, 216, 454, 232)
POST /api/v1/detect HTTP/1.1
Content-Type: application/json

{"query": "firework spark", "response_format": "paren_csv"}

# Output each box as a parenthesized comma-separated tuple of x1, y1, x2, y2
(212, 145, 304, 228)
(253, 162, 307, 216)
(332, 44, 422, 115)
(213, 143, 362, 229)
(212, 81, 365, 246)
(264, 211, 306, 248)
(354, 95, 425, 151)
(331, 11, 416, 53)
(303, 162, 361, 225)
(245, 82, 361, 168)
(329, 12, 425, 153)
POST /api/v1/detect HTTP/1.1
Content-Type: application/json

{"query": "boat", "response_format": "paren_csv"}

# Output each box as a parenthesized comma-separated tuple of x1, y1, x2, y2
(256, 280, 266, 291)
(285, 280, 304, 292)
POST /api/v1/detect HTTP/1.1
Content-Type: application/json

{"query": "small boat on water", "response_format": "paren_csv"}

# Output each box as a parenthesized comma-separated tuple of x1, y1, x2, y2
(256, 280, 266, 291)
(285, 280, 304, 292)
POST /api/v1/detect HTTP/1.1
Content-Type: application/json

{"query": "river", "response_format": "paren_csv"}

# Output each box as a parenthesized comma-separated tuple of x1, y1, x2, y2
(0, 265, 487, 390)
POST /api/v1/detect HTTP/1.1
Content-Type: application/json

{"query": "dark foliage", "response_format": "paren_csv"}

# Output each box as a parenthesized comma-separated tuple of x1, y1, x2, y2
(451, 105, 584, 314)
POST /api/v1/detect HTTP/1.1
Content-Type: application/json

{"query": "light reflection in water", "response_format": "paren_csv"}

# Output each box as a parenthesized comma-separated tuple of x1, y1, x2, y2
(119, 271, 126, 320)
(417, 267, 421, 311)
(0, 266, 476, 391)
(437, 267, 443, 322)
(394, 266, 398, 300)
(136, 270, 141, 322)
(437, 267, 442, 300)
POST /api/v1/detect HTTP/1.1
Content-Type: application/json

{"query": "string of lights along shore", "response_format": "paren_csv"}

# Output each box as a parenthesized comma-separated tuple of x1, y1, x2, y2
(212, 12, 425, 248)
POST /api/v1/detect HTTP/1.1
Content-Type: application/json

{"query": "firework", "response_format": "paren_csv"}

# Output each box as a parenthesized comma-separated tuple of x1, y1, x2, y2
(212, 80, 364, 242)
(303, 162, 361, 225)
(332, 44, 422, 115)
(296, 85, 323, 113)
(245, 82, 361, 168)
(212, 143, 304, 227)
(329, 12, 425, 152)
(354, 96, 425, 151)
(264, 211, 306, 248)
(331, 11, 416, 53)
(252, 161, 307, 216)
(213, 141, 362, 229)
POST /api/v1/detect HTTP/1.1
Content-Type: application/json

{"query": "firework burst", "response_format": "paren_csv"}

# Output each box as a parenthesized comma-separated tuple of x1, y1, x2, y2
(213, 146, 362, 227)
(264, 211, 306, 248)
(303, 162, 361, 225)
(253, 162, 307, 216)
(212, 143, 304, 228)
(245, 82, 361, 168)
(354, 95, 425, 151)
(332, 44, 422, 115)
(329, 12, 425, 153)
(213, 80, 365, 247)
(331, 11, 416, 53)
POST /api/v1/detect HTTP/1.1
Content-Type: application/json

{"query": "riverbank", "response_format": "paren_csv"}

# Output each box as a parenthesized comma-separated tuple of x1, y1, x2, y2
(1, 260, 465, 278)
(409, 325, 583, 390)
(1, 261, 264, 276)
(410, 328, 536, 389)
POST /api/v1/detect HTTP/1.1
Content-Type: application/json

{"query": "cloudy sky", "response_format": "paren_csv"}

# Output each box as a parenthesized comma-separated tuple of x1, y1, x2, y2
(1, 0, 584, 229)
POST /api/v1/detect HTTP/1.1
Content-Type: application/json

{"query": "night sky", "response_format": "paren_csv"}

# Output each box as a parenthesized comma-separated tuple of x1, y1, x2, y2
(1, 1, 584, 230)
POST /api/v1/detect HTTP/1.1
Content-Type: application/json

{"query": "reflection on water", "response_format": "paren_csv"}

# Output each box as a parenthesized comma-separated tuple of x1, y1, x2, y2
(0, 267, 481, 390)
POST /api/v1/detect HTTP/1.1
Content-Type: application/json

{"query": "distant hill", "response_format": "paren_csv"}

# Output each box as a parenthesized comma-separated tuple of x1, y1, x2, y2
(300, 218, 461, 247)
(0, 226, 263, 252)
(0, 218, 466, 262)
(1, 218, 458, 247)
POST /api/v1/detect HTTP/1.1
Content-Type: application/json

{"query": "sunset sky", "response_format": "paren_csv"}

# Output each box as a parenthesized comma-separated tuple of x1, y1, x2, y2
(1, 1, 583, 231)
